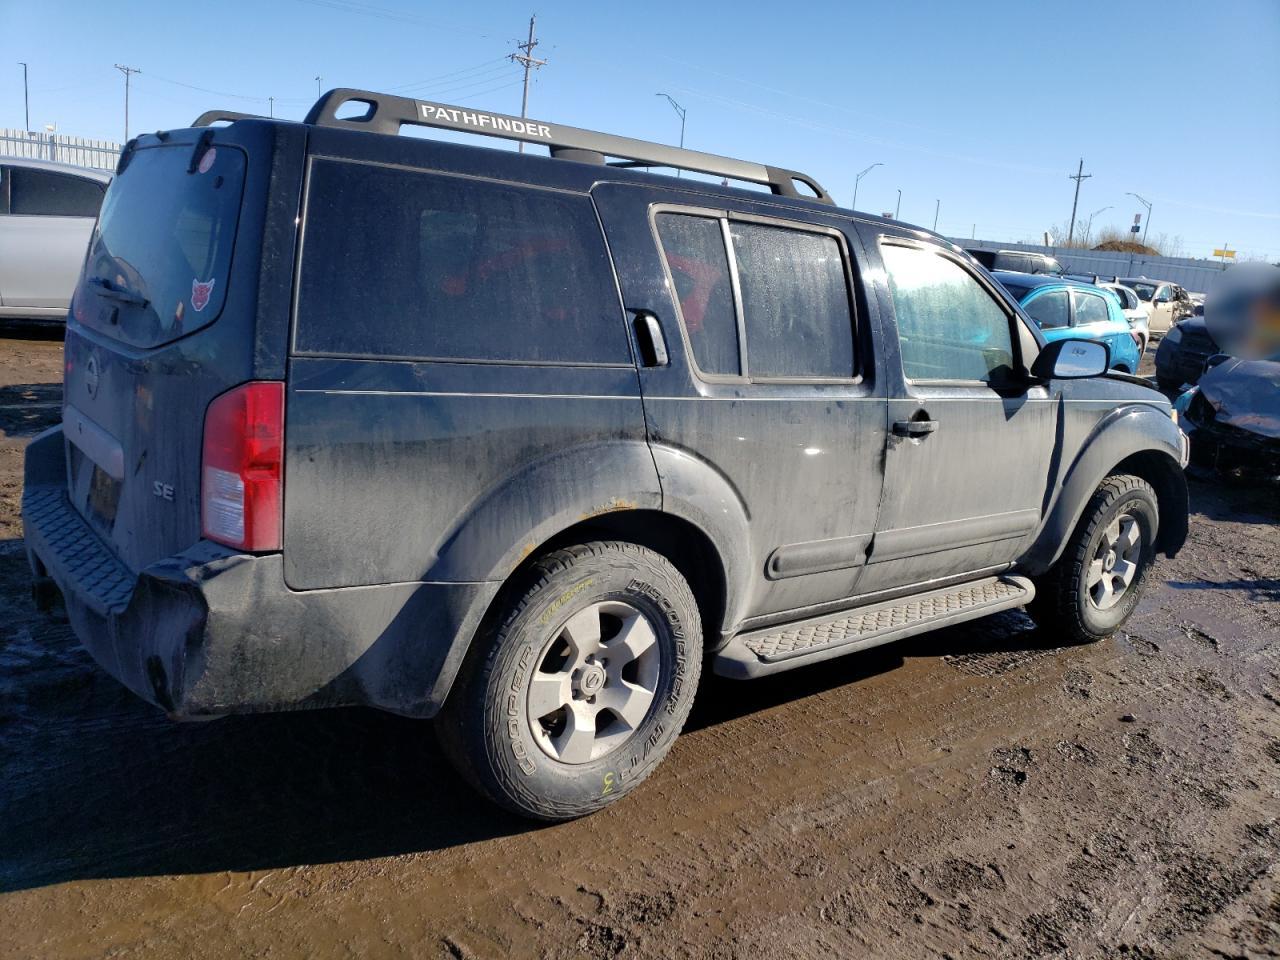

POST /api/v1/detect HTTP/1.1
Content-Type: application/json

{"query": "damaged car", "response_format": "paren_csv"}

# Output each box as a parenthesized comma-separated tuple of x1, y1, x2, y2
(1177, 356, 1280, 478)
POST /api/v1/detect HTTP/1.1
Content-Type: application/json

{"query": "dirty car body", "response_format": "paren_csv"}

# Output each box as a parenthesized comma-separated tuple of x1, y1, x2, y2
(21, 90, 1190, 816)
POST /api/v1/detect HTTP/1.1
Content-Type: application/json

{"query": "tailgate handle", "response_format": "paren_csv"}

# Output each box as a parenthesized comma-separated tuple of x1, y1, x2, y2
(893, 417, 938, 437)
(632, 310, 669, 367)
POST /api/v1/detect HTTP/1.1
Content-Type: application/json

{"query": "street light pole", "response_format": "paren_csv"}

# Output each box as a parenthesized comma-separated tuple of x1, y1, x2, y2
(18, 62, 29, 132)
(1084, 205, 1111, 247)
(933, 198, 940, 232)
(268, 96, 275, 118)
(1127, 192, 1153, 248)
(655, 93, 686, 177)
(315, 75, 322, 98)
(895, 189, 902, 220)
(852, 161, 882, 210)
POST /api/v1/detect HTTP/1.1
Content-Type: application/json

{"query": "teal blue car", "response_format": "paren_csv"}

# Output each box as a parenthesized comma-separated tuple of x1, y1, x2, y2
(993, 271, 1144, 374)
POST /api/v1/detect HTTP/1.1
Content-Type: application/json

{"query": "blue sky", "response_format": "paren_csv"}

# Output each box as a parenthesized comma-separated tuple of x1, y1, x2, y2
(3, 0, 1278, 259)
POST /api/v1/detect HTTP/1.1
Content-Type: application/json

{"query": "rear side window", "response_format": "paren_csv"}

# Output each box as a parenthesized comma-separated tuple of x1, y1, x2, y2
(1024, 289, 1070, 329)
(881, 243, 1015, 383)
(730, 222, 855, 379)
(8, 166, 104, 217)
(655, 211, 856, 380)
(655, 214, 741, 376)
(297, 160, 627, 364)
(1072, 290, 1110, 326)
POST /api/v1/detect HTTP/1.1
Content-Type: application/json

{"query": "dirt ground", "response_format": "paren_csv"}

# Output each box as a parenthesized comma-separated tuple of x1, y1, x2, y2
(1, 329, 1277, 959)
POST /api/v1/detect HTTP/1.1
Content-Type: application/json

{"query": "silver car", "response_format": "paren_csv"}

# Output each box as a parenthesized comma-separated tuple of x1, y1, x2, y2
(0, 157, 110, 322)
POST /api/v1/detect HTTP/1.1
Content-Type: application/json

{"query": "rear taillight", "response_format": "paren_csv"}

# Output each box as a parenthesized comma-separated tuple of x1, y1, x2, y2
(201, 381, 284, 552)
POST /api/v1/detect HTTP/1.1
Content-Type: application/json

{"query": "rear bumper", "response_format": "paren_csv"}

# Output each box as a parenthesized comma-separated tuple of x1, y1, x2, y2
(22, 427, 498, 718)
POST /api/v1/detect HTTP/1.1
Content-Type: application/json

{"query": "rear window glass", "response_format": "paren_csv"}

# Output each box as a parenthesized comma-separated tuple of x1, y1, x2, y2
(82, 143, 245, 347)
(296, 160, 628, 364)
(8, 167, 105, 217)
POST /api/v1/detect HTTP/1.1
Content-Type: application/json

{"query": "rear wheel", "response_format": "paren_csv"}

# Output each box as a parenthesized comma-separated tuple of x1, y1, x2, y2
(437, 541, 701, 821)
(1028, 474, 1158, 644)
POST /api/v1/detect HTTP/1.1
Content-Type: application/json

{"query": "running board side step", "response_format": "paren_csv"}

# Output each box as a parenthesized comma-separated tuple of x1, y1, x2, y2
(712, 575, 1035, 679)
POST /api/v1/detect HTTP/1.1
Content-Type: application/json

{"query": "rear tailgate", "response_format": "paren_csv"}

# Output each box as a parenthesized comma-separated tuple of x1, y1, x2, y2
(61, 122, 302, 573)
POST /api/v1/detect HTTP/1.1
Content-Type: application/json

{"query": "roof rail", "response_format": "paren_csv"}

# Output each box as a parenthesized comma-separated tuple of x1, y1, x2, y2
(192, 109, 269, 126)
(283, 88, 833, 203)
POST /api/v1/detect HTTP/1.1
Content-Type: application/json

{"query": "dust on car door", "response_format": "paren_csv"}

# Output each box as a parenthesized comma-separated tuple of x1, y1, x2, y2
(592, 182, 889, 626)
(855, 234, 1055, 595)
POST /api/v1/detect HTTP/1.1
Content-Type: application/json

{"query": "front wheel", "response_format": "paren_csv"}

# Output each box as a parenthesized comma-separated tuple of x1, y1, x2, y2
(437, 541, 702, 821)
(1028, 474, 1159, 644)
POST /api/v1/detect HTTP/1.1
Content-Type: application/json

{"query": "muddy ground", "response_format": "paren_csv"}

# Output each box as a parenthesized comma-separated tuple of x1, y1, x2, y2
(0, 328, 1277, 959)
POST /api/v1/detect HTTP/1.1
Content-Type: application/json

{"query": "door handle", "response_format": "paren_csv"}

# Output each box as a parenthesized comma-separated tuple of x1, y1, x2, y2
(893, 418, 939, 437)
(632, 310, 669, 367)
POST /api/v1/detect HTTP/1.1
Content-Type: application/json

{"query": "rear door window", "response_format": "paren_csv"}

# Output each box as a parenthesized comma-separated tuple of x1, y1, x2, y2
(881, 243, 1015, 383)
(655, 211, 857, 381)
(730, 222, 855, 379)
(1072, 290, 1110, 327)
(296, 159, 628, 364)
(8, 166, 105, 217)
(655, 213, 741, 376)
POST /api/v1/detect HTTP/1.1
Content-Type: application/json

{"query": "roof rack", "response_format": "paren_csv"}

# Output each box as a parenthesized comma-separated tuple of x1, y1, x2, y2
(193, 88, 833, 204)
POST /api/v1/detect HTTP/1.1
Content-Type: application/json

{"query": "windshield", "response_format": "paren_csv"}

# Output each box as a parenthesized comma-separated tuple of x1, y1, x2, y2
(79, 142, 246, 347)
(1123, 281, 1158, 301)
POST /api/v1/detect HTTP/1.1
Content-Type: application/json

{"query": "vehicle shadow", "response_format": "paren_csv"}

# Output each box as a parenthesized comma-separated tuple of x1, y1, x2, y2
(0, 383, 62, 439)
(1, 539, 1059, 895)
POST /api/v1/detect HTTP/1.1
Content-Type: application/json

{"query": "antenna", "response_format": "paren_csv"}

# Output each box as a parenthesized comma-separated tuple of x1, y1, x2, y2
(509, 14, 547, 154)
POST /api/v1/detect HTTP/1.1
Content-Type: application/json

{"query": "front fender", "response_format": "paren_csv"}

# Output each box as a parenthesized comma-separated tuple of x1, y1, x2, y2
(1022, 402, 1188, 573)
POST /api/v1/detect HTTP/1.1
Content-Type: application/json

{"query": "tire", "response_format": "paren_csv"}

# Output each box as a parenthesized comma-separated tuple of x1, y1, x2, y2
(1028, 474, 1159, 645)
(436, 541, 702, 821)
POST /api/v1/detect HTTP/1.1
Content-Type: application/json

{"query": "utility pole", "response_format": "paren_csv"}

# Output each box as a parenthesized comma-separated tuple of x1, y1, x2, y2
(114, 64, 141, 141)
(18, 62, 29, 132)
(1066, 157, 1092, 246)
(315, 76, 322, 98)
(852, 161, 881, 210)
(933, 199, 940, 232)
(894, 189, 902, 220)
(268, 96, 275, 118)
(655, 93, 686, 176)
(509, 14, 547, 153)
(1127, 192, 1153, 249)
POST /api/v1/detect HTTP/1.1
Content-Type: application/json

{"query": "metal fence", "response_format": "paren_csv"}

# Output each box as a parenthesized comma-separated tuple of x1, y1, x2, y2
(0, 129, 121, 171)
(951, 237, 1233, 294)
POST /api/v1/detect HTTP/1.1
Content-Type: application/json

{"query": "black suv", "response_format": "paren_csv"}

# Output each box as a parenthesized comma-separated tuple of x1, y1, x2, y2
(23, 90, 1189, 820)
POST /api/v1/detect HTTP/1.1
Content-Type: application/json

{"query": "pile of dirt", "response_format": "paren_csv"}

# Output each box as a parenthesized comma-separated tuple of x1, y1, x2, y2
(1094, 239, 1161, 255)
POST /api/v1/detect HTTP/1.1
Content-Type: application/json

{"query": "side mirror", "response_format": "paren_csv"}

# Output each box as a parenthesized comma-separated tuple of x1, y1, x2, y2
(1031, 338, 1110, 380)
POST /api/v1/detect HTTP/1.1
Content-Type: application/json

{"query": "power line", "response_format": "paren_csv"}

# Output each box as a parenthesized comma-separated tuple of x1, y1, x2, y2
(388, 58, 510, 93)
(509, 14, 547, 154)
